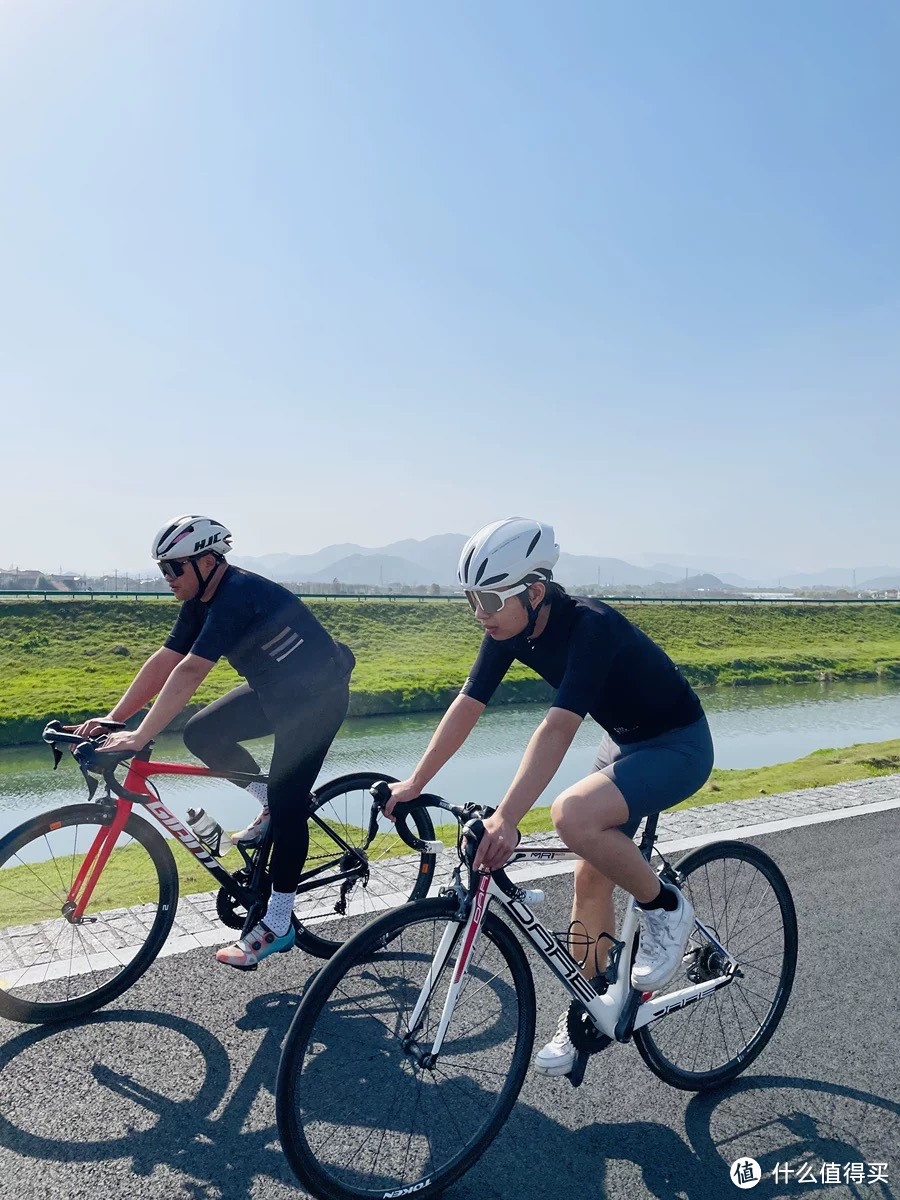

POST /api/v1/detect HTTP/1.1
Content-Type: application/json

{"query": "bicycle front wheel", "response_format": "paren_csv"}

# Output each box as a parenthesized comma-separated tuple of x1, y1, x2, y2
(277, 896, 537, 1200)
(293, 771, 438, 959)
(0, 804, 178, 1024)
(633, 840, 798, 1090)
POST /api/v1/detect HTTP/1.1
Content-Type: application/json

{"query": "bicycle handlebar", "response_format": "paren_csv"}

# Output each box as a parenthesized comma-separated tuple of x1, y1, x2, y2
(42, 719, 148, 800)
(369, 780, 507, 871)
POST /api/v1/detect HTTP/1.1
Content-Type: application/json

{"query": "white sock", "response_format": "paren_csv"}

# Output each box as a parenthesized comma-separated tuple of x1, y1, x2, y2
(264, 890, 294, 937)
(246, 780, 268, 809)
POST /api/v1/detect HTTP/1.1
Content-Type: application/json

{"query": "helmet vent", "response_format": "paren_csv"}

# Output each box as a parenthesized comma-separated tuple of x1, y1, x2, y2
(474, 558, 489, 584)
(526, 531, 541, 556)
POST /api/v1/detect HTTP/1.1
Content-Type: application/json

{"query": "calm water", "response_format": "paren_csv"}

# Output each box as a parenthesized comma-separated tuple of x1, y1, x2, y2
(2, 679, 900, 838)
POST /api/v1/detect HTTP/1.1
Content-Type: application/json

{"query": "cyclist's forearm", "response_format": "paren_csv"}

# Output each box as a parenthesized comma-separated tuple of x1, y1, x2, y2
(410, 695, 483, 789)
(134, 657, 213, 743)
(107, 649, 182, 722)
(496, 715, 579, 825)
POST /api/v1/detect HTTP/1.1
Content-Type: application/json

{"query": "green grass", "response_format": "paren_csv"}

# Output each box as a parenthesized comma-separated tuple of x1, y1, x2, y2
(2, 597, 900, 745)
(3, 734, 897, 924)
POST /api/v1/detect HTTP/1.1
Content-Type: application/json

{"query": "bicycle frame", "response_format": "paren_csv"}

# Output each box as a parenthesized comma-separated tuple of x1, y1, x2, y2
(408, 845, 740, 1057)
(65, 758, 384, 921)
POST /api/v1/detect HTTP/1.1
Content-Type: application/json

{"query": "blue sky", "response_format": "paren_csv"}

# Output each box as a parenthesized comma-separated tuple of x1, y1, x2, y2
(1, 0, 898, 575)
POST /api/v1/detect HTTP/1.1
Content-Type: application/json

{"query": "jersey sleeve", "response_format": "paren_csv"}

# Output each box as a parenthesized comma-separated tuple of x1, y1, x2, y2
(163, 602, 204, 656)
(552, 611, 618, 718)
(188, 588, 255, 663)
(459, 635, 516, 705)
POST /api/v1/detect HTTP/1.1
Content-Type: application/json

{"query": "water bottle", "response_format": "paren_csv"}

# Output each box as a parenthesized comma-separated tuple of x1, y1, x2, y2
(186, 807, 233, 858)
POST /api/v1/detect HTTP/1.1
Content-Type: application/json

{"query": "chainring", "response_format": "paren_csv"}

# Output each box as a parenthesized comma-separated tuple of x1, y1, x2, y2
(566, 975, 613, 1054)
(215, 887, 247, 930)
(215, 867, 260, 931)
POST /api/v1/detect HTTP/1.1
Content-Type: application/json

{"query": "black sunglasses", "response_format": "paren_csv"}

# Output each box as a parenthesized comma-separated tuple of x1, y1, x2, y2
(158, 558, 195, 580)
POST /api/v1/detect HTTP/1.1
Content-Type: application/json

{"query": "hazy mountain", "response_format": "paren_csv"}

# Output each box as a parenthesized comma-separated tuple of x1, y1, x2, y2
(853, 575, 900, 590)
(304, 554, 435, 586)
(555, 554, 681, 587)
(718, 573, 764, 588)
(377, 534, 468, 581)
(231, 536, 900, 591)
(779, 566, 900, 588)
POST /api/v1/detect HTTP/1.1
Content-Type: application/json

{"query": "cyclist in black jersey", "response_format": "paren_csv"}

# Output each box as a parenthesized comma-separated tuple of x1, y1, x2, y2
(73, 514, 355, 970)
(385, 517, 714, 1078)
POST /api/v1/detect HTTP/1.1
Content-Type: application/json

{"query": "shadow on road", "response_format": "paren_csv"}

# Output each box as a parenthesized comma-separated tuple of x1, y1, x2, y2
(0, 1004, 896, 1200)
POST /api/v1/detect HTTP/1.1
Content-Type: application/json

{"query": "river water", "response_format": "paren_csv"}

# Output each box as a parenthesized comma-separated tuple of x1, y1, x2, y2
(1, 679, 899, 839)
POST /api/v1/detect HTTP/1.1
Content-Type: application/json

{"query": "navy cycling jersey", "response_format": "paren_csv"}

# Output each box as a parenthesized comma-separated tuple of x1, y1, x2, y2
(164, 567, 353, 698)
(460, 592, 702, 743)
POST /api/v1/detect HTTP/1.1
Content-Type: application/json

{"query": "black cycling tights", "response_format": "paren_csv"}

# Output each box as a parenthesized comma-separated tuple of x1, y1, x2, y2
(182, 682, 349, 893)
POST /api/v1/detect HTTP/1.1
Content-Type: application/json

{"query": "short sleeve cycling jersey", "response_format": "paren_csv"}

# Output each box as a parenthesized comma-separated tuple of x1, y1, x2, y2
(164, 566, 354, 698)
(460, 593, 702, 743)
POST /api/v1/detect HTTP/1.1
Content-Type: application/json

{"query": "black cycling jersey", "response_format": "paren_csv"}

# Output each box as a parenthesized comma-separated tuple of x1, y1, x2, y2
(460, 592, 703, 743)
(164, 566, 353, 698)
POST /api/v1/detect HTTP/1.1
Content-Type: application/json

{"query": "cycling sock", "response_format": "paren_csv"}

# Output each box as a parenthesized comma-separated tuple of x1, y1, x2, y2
(246, 780, 268, 808)
(638, 883, 679, 913)
(264, 890, 295, 937)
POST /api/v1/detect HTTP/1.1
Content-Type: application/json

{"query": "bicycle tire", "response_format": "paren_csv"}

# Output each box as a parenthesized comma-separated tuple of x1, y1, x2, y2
(277, 896, 537, 1200)
(292, 771, 438, 960)
(0, 803, 179, 1024)
(633, 840, 797, 1090)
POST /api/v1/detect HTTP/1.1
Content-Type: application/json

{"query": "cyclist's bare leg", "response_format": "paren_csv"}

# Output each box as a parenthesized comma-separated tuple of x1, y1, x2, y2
(550, 774, 661, 904)
(571, 860, 616, 980)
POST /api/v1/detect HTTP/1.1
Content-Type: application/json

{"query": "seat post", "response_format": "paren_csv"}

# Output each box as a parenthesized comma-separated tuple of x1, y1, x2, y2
(638, 813, 659, 861)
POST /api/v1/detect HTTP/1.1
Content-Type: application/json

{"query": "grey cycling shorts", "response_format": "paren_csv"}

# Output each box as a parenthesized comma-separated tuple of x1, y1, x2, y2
(593, 715, 714, 838)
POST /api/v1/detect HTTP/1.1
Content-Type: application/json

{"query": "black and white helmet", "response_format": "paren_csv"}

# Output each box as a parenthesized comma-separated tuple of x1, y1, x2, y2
(151, 514, 233, 562)
(457, 518, 559, 590)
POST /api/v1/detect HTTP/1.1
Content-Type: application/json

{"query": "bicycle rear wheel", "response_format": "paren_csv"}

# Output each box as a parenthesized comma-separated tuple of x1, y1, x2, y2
(633, 840, 797, 1090)
(293, 772, 438, 959)
(277, 896, 536, 1200)
(0, 803, 178, 1024)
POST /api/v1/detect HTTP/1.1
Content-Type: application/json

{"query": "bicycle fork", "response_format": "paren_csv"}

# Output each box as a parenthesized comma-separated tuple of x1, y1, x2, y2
(403, 875, 491, 1067)
(64, 800, 133, 922)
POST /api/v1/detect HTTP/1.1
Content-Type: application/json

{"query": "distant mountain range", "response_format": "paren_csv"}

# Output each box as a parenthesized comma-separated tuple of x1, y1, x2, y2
(231, 535, 900, 590)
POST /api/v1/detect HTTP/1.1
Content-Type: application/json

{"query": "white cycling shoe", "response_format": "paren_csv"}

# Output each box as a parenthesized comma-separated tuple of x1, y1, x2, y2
(631, 887, 695, 991)
(533, 1011, 576, 1077)
(232, 805, 270, 846)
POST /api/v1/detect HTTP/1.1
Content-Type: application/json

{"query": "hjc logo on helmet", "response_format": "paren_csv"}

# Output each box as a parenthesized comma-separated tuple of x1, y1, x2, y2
(193, 532, 222, 553)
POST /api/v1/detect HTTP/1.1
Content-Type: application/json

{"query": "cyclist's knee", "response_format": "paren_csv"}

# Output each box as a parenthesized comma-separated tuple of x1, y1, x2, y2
(550, 787, 600, 842)
(182, 712, 209, 758)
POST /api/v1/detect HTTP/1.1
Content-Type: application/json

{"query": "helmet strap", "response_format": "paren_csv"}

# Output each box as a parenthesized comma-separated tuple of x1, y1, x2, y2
(192, 554, 222, 601)
(523, 583, 547, 640)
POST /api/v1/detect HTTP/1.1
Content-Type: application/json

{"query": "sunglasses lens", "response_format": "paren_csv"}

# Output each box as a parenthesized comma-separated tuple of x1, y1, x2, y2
(159, 560, 186, 580)
(465, 590, 504, 614)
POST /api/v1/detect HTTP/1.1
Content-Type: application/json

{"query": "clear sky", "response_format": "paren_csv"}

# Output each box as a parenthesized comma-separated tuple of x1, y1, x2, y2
(2, 0, 898, 575)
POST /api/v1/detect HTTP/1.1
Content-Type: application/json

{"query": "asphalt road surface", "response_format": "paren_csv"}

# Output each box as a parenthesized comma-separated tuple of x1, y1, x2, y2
(0, 810, 897, 1200)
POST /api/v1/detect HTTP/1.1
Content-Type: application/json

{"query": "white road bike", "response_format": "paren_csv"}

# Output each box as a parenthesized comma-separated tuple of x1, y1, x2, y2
(277, 783, 798, 1200)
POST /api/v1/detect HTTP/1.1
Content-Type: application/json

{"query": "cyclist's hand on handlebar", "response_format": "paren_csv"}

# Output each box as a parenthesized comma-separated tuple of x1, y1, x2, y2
(96, 730, 147, 755)
(470, 811, 518, 873)
(384, 779, 423, 821)
(70, 717, 113, 739)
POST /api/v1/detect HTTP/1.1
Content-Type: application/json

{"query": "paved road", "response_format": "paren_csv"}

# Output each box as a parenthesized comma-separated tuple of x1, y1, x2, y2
(0, 808, 897, 1200)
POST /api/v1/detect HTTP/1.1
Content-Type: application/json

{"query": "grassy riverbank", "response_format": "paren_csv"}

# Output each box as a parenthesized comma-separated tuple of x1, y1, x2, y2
(3, 736, 897, 922)
(2, 597, 900, 746)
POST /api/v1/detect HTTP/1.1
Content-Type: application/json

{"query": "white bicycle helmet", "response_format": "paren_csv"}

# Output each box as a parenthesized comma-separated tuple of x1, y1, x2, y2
(151, 514, 233, 562)
(457, 518, 559, 590)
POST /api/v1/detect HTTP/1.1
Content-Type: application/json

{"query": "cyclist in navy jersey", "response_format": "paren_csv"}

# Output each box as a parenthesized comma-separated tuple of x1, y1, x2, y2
(385, 517, 714, 1078)
(74, 514, 355, 970)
